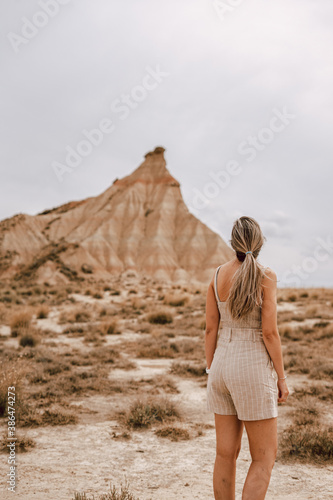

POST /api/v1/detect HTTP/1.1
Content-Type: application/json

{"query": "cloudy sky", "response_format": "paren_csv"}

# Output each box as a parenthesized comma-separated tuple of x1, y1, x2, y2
(1, 0, 332, 287)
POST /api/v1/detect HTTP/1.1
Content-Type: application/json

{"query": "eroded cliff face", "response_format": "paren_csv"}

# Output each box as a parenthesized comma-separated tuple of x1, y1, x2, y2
(0, 147, 233, 284)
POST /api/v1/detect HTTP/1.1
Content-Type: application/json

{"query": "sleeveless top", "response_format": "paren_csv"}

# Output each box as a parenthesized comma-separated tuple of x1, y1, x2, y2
(213, 264, 262, 330)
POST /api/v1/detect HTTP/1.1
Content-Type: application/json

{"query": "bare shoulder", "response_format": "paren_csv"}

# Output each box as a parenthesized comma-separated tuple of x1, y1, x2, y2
(261, 266, 278, 289)
(208, 260, 233, 287)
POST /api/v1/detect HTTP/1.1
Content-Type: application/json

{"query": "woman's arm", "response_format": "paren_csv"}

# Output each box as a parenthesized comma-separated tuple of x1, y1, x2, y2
(205, 278, 220, 368)
(261, 268, 289, 403)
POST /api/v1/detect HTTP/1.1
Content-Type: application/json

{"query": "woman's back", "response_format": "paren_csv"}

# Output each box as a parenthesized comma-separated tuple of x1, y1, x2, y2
(214, 262, 262, 330)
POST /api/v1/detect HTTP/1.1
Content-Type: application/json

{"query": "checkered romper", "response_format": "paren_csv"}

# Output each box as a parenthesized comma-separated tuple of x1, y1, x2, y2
(206, 265, 278, 421)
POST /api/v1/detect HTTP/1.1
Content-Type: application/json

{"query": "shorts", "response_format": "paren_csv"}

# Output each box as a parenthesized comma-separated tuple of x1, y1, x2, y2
(206, 327, 278, 421)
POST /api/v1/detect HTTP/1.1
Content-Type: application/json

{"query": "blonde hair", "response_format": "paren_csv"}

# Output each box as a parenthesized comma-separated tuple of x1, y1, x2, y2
(227, 216, 266, 320)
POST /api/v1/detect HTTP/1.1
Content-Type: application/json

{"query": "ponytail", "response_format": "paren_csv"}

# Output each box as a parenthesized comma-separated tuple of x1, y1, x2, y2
(227, 217, 265, 320)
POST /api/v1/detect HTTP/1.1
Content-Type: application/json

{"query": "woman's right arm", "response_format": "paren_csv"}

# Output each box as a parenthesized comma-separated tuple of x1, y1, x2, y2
(261, 268, 289, 403)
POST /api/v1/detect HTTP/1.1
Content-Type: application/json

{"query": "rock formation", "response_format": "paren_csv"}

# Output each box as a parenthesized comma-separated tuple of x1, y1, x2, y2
(0, 147, 233, 284)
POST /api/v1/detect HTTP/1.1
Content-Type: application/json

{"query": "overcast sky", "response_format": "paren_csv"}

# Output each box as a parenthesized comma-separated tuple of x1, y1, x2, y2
(1, 0, 332, 287)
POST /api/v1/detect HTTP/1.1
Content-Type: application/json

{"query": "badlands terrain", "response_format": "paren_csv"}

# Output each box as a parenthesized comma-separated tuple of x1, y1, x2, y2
(0, 147, 232, 285)
(0, 277, 332, 499)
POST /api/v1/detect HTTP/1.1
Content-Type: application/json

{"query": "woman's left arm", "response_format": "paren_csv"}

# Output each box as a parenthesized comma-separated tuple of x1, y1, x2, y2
(205, 278, 220, 368)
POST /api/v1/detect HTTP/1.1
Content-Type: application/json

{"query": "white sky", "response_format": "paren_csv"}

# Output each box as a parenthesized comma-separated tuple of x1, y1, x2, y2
(1, 0, 333, 287)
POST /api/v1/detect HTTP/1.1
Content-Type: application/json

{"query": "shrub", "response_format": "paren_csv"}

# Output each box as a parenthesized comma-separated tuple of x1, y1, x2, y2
(100, 321, 120, 335)
(0, 363, 22, 417)
(155, 425, 190, 441)
(148, 311, 173, 325)
(169, 362, 206, 377)
(73, 481, 139, 500)
(10, 310, 32, 331)
(124, 397, 180, 429)
(36, 305, 49, 319)
(20, 333, 39, 348)
(293, 384, 333, 402)
(291, 401, 319, 426)
(280, 425, 333, 462)
(164, 294, 188, 307)
(0, 433, 36, 453)
(41, 408, 78, 426)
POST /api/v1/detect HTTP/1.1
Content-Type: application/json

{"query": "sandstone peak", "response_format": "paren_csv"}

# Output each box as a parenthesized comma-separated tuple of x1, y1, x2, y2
(115, 146, 178, 187)
(144, 146, 166, 158)
(0, 150, 233, 285)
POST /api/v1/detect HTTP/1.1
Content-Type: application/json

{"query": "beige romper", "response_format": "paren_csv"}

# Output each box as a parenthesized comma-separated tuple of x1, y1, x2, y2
(206, 265, 278, 421)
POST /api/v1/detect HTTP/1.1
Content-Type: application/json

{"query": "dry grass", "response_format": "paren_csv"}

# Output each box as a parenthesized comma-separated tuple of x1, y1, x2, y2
(280, 425, 333, 463)
(155, 425, 190, 441)
(73, 481, 140, 500)
(0, 433, 36, 453)
(0, 362, 24, 418)
(9, 309, 33, 333)
(163, 293, 189, 307)
(169, 361, 206, 377)
(59, 307, 92, 324)
(147, 311, 173, 325)
(36, 305, 50, 319)
(98, 320, 121, 336)
(279, 398, 333, 463)
(119, 396, 181, 429)
(292, 384, 333, 401)
(19, 406, 78, 427)
(19, 331, 40, 347)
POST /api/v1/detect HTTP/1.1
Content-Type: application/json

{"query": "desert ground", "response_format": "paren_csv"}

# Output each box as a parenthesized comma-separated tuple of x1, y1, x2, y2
(0, 274, 332, 499)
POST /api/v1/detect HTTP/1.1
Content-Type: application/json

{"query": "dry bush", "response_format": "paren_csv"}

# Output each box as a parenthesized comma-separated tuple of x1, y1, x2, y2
(279, 425, 333, 462)
(169, 361, 206, 377)
(155, 425, 190, 441)
(135, 337, 176, 359)
(279, 325, 313, 341)
(147, 311, 173, 325)
(19, 330, 40, 348)
(315, 323, 333, 340)
(59, 307, 91, 324)
(163, 293, 189, 307)
(36, 305, 50, 319)
(305, 305, 322, 319)
(121, 396, 181, 429)
(292, 384, 333, 402)
(83, 332, 104, 344)
(27, 369, 114, 405)
(287, 293, 297, 302)
(20, 406, 78, 427)
(99, 320, 121, 336)
(0, 433, 36, 453)
(0, 303, 8, 322)
(144, 374, 179, 395)
(10, 309, 33, 333)
(309, 363, 333, 380)
(130, 297, 146, 311)
(0, 362, 23, 417)
(63, 325, 87, 337)
(73, 481, 139, 500)
(289, 399, 320, 426)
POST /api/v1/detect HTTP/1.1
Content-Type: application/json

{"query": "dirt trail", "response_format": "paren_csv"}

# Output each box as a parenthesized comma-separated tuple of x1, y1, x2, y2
(0, 358, 332, 500)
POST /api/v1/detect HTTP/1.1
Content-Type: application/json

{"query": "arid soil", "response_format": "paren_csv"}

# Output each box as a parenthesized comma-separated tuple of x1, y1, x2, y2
(0, 279, 332, 499)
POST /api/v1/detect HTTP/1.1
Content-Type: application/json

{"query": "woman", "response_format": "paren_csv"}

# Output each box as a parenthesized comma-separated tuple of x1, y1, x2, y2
(205, 216, 289, 500)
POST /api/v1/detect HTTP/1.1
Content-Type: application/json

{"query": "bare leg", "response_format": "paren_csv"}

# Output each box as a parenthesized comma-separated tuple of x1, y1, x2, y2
(242, 417, 277, 500)
(213, 414, 244, 500)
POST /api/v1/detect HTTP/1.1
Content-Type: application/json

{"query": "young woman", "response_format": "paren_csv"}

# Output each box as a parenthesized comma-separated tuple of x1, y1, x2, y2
(205, 216, 289, 500)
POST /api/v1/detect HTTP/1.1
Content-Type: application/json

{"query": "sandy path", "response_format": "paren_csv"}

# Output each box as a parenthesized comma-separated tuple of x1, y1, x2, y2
(0, 360, 331, 499)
